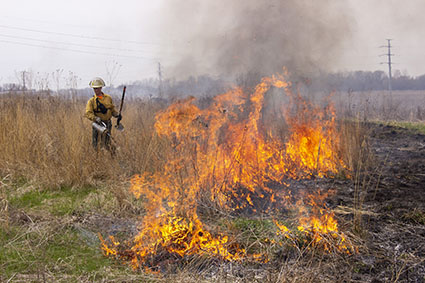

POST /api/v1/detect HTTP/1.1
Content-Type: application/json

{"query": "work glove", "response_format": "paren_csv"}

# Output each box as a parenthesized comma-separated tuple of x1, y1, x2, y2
(116, 114, 122, 125)
(95, 117, 102, 123)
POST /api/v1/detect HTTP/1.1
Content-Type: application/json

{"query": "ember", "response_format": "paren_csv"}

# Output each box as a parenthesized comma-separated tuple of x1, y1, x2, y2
(100, 71, 352, 270)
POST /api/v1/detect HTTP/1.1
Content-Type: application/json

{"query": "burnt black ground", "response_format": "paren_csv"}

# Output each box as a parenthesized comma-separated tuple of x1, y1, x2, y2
(335, 123, 425, 282)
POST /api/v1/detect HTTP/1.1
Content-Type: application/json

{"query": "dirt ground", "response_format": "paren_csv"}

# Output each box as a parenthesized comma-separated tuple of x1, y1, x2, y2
(335, 123, 425, 282)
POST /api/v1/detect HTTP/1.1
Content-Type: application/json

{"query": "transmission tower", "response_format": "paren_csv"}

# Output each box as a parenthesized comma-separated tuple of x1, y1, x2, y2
(380, 39, 394, 93)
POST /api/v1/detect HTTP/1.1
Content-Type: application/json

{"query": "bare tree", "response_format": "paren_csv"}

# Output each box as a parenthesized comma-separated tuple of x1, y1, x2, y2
(51, 69, 64, 94)
(14, 70, 25, 91)
(66, 71, 80, 100)
(25, 70, 34, 91)
(35, 72, 50, 92)
(105, 60, 122, 87)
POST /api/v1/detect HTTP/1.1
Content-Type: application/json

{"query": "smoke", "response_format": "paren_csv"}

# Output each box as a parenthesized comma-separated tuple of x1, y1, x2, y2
(159, 0, 353, 79)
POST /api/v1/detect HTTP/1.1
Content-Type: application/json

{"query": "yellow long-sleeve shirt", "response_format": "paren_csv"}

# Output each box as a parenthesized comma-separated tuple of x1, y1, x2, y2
(85, 94, 119, 122)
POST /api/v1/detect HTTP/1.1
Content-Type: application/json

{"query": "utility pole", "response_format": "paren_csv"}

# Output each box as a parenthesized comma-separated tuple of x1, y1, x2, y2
(380, 39, 394, 93)
(158, 62, 163, 98)
(22, 71, 26, 91)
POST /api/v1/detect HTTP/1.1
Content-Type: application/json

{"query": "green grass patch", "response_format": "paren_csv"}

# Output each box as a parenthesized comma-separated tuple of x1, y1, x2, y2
(8, 185, 101, 216)
(223, 218, 277, 253)
(8, 189, 53, 208)
(0, 224, 122, 279)
(382, 121, 425, 134)
(232, 217, 275, 233)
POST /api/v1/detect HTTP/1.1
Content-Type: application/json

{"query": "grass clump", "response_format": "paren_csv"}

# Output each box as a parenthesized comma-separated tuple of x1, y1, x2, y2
(230, 218, 277, 251)
(402, 208, 425, 225)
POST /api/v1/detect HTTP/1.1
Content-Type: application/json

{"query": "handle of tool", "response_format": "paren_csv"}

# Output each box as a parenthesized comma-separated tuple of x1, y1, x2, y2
(118, 86, 126, 114)
(116, 86, 126, 126)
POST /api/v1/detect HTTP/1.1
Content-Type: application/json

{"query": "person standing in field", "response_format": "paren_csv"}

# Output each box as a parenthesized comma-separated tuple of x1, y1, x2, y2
(84, 77, 121, 150)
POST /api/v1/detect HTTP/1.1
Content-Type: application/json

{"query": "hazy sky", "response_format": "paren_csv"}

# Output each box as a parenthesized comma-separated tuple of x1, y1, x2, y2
(1, 0, 425, 88)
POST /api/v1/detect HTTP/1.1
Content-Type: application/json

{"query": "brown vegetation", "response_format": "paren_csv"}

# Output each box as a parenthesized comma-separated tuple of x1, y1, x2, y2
(0, 93, 162, 189)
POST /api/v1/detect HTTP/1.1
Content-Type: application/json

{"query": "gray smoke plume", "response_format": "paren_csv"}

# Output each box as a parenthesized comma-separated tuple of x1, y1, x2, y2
(158, 0, 353, 79)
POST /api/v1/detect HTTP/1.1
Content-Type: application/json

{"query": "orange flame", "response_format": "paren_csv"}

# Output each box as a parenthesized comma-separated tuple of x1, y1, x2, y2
(297, 210, 352, 253)
(100, 71, 351, 269)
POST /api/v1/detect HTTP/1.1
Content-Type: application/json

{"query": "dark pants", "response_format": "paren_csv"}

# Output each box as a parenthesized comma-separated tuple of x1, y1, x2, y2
(92, 120, 112, 150)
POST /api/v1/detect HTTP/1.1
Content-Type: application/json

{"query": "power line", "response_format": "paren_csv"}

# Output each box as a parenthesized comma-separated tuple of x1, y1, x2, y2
(0, 33, 157, 54)
(0, 39, 156, 60)
(0, 14, 93, 29)
(0, 24, 160, 46)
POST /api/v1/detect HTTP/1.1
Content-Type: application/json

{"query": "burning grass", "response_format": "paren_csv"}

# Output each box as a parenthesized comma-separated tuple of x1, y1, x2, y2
(0, 72, 380, 281)
(100, 72, 355, 271)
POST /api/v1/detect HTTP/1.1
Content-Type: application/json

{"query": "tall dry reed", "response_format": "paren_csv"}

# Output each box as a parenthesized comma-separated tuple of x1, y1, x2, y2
(0, 92, 164, 189)
(339, 118, 376, 232)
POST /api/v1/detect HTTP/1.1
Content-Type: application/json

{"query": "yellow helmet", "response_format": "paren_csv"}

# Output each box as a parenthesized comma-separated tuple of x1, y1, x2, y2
(89, 77, 106, 88)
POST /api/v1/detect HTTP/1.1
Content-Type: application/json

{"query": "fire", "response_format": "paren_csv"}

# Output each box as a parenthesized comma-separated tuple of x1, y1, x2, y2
(272, 191, 353, 253)
(100, 71, 351, 270)
(297, 210, 351, 253)
(284, 95, 344, 178)
(133, 214, 244, 261)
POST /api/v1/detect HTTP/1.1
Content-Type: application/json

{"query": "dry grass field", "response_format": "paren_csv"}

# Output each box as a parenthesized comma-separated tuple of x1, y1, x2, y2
(0, 93, 162, 187)
(334, 90, 425, 121)
(1, 87, 424, 282)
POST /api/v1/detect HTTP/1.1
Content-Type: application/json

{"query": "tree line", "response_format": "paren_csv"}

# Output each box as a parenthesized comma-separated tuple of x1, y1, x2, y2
(3, 70, 425, 97)
(314, 70, 425, 92)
